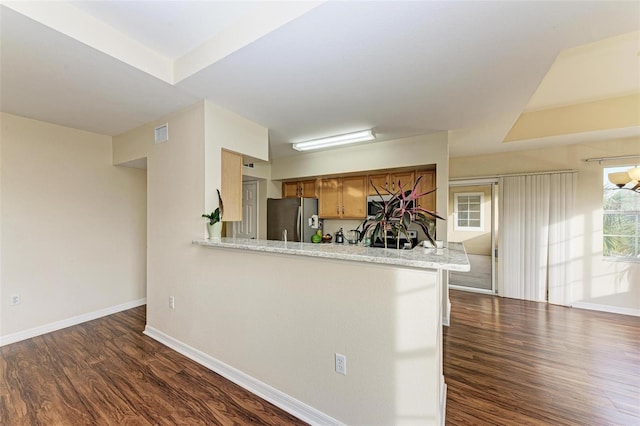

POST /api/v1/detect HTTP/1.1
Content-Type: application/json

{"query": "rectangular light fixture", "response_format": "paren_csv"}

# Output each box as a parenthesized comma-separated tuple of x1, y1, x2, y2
(292, 129, 376, 151)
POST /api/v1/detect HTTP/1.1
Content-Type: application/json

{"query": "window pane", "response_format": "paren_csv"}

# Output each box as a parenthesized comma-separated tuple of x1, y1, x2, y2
(603, 166, 640, 260)
(604, 214, 636, 235)
(603, 236, 636, 257)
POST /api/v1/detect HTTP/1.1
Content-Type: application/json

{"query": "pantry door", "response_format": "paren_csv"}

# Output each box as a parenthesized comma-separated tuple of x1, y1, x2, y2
(233, 181, 258, 239)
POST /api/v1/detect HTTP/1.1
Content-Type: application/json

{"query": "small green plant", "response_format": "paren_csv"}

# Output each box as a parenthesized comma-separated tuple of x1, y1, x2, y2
(360, 176, 444, 248)
(202, 189, 224, 225)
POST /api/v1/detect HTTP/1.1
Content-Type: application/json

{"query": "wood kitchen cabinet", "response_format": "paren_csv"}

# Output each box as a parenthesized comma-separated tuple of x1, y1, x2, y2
(415, 170, 436, 213)
(221, 149, 243, 221)
(282, 180, 317, 198)
(367, 171, 414, 195)
(319, 176, 366, 219)
(367, 174, 389, 195)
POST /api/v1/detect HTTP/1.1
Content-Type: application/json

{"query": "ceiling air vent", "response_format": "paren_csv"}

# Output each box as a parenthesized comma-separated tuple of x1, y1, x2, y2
(154, 123, 168, 144)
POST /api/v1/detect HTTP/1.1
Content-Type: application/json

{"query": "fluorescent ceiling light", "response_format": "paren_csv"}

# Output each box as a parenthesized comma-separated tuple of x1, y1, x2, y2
(292, 129, 376, 151)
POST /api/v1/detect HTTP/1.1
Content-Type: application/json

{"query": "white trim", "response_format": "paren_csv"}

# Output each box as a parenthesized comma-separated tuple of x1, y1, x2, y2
(571, 301, 640, 317)
(0, 298, 147, 346)
(144, 326, 343, 426)
(449, 178, 499, 185)
(442, 297, 451, 327)
(449, 284, 495, 295)
(440, 380, 448, 426)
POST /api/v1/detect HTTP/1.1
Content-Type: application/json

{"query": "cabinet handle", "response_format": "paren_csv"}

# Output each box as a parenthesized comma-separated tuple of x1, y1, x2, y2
(342, 207, 345, 214)
(337, 206, 339, 214)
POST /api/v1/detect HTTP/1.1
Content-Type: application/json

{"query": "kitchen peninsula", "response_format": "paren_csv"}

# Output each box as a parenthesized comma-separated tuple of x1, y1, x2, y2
(191, 237, 469, 425)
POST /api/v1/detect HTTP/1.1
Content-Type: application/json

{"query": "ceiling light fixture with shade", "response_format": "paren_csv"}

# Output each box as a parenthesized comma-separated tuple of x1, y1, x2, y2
(585, 155, 640, 194)
(292, 129, 376, 152)
(608, 165, 640, 192)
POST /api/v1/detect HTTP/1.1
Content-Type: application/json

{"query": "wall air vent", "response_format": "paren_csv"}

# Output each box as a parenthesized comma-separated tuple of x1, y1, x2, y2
(154, 123, 168, 144)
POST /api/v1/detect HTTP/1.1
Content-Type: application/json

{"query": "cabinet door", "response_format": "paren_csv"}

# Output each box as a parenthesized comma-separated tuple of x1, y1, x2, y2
(221, 149, 243, 221)
(282, 181, 300, 198)
(390, 171, 414, 193)
(342, 176, 367, 219)
(416, 170, 436, 213)
(300, 180, 317, 198)
(368, 173, 389, 195)
(318, 178, 341, 218)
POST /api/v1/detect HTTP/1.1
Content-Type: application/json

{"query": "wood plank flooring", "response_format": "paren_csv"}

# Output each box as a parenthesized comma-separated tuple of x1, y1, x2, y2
(444, 290, 640, 426)
(0, 306, 306, 425)
(2, 293, 638, 425)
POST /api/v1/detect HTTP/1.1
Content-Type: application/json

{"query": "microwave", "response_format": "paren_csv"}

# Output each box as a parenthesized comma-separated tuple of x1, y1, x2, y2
(367, 194, 415, 219)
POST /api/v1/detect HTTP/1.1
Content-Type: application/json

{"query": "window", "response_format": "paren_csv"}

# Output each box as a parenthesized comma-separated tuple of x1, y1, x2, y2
(454, 192, 484, 231)
(603, 166, 640, 260)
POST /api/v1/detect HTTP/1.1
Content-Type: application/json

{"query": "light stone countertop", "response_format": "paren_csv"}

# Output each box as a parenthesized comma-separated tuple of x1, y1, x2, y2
(193, 238, 470, 272)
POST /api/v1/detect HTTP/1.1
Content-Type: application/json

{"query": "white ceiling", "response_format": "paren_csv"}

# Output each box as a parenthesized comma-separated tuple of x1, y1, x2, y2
(1, 1, 639, 159)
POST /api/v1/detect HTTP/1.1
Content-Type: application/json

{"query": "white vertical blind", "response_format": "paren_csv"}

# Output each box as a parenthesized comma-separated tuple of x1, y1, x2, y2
(499, 172, 576, 305)
(547, 172, 576, 305)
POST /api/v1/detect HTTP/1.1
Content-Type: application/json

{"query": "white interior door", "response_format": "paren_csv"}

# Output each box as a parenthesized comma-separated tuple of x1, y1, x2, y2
(233, 181, 258, 239)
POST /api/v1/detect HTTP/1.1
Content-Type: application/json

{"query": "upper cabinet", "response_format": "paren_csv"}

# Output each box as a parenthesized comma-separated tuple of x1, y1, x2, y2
(319, 176, 366, 219)
(221, 149, 243, 221)
(367, 171, 415, 195)
(282, 180, 318, 198)
(415, 170, 436, 213)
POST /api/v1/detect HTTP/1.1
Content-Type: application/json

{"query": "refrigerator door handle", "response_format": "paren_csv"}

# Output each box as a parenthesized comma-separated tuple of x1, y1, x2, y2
(296, 205, 302, 241)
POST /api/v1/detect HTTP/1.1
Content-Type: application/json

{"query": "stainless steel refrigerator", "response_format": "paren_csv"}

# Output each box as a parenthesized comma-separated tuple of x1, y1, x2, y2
(267, 198, 318, 242)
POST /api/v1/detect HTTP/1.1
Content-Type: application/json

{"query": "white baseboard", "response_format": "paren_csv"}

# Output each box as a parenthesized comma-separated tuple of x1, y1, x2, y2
(440, 378, 447, 426)
(442, 298, 451, 327)
(571, 301, 640, 317)
(0, 298, 147, 346)
(144, 326, 343, 426)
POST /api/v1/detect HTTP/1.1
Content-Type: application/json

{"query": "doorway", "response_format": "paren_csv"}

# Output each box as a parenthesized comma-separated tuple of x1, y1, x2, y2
(233, 181, 258, 239)
(448, 179, 498, 294)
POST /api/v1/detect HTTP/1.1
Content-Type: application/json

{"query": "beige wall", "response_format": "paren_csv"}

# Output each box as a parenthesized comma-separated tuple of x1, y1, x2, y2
(113, 103, 448, 423)
(450, 138, 640, 313)
(0, 113, 147, 338)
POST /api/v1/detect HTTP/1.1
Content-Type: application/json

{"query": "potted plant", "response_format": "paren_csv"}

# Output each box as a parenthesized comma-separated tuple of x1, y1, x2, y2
(360, 176, 444, 249)
(202, 189, 224, 239)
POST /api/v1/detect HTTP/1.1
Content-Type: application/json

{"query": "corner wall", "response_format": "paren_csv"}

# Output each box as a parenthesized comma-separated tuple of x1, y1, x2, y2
(0, 113, 147, 342)
(450, 138, 640, 315)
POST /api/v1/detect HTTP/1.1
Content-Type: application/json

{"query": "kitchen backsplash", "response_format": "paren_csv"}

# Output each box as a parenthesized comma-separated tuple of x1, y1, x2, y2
(321, 219, 435, 242)
(321, 219, 363, 238)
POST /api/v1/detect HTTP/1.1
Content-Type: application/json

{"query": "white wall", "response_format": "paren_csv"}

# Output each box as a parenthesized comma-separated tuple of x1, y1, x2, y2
(450, 138, 640, 315)
(0, 113, 147, 341)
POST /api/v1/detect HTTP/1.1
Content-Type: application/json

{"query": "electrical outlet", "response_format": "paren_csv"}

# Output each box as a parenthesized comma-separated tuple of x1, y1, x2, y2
(335, 353, 346, 375)
(10, 294, 21, 306)
(169, 296, 175, 309)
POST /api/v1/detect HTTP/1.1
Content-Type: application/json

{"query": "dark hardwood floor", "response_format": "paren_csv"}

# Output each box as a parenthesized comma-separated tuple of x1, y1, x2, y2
(1, 293, 638, 425)
(0, 306, 306, 425)
(445, 290, 640, 426)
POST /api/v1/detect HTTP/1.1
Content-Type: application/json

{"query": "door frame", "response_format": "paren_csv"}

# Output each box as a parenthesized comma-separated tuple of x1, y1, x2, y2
(448, 178, 498, 294)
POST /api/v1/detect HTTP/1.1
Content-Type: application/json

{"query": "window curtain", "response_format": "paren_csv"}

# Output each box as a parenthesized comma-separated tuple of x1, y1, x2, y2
(499, 172, 576, 305)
